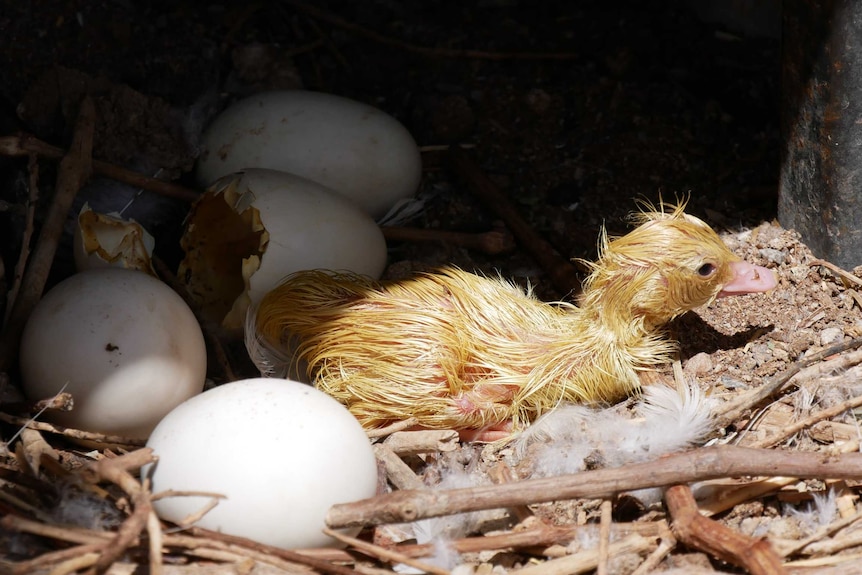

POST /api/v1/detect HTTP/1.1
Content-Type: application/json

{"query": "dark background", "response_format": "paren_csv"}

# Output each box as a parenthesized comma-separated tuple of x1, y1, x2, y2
(0, 0, 783, 297)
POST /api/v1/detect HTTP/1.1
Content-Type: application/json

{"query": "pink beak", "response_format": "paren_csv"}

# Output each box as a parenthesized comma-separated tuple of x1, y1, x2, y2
(717, 261, 778, 297)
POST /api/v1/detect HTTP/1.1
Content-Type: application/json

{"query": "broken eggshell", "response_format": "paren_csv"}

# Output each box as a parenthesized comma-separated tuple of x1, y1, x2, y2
(19, 268, 207, 439)
(178, 168, 387, 329)
(196, 90, 422, 219)
(73, 203, 156, 274)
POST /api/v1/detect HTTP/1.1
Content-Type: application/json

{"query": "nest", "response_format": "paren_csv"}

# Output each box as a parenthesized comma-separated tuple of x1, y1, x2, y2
(5, 4, 862, 575)
(4, 100, 862, 574)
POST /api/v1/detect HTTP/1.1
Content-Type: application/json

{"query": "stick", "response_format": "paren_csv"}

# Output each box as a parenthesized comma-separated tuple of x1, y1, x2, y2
(665, 484, 786, 575)
(185, 526, 362, 575)
(714, 336, 862, 431)
(383, 429, 459, 456)
(323, 528, 451, 575)
(381, 225, 516, 255)
(509, 533, 655, 575)
(0, 100, 96, 371)
(3, 153, 39, 324)
(326, 445, 862, 529)
(751, 391, 862, 449)
(77, 449, 159, 575)
(393, 520, 663, 559)
(283, 0, 580, 61)
(0, 412, 146, 447)
(448, 147, 582, 297)
(597, 499, 612, 575)
(0, 133, 199, 203)
(630, 524, 676, 575)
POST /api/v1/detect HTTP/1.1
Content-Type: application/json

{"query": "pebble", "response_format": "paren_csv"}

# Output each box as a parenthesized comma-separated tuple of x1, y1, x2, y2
(758, 247, 786, 265)
(820, 327, 844, 346)
(684, 352, 713, 376)
(788, 266, 811, 284)
(750, 342, 773, 367)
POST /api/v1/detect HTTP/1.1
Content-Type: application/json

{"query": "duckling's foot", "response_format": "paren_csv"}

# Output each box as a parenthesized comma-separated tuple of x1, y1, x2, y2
(458, 421, 513, 443)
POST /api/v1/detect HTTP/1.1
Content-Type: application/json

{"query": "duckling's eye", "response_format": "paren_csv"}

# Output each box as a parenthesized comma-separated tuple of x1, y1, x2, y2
(697, 263, 716, 277)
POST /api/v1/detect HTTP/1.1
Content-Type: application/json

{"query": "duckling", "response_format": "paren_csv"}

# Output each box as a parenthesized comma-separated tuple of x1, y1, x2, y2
(247, 203, 777, 436)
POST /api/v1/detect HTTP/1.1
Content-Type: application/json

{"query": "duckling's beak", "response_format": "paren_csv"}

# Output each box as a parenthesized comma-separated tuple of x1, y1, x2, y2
(717, 261, 778, 297)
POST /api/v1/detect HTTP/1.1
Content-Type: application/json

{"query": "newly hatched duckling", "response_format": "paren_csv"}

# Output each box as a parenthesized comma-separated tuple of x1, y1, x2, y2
(248, 204, 777, 437)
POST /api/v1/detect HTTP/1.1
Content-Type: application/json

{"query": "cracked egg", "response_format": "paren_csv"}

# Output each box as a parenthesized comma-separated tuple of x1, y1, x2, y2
(73, 203, 156, 275)
(178, 168, 387, 329)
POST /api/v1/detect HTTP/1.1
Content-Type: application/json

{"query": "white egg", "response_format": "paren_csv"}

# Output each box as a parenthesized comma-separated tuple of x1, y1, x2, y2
(178, 168, 387, 329)
(196, 90, 422, 219)
(143, 378, 378, 549)
(19, 268, 207, 439)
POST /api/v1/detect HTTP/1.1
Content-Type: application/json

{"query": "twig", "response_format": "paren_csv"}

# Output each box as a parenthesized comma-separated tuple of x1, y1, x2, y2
(391, 520, 663, 559)
(714, 337, 862, 431)
(785, 551, 862, 570)
(751, 391, 862, 449)
(0, 412, 146, 447)
(697, 476, 798, 517)
(448, 147, 582, 297)
(3, 153, 39, 324)
(488, 462, 533, 522)
(303, 14, 351, 69)
(382, 429, 459, 456)
(597, 499, 612, 575)
(0, 99, 95, 371)
(374, 443, 425, 491)
(52, 552, 100, 575)
(185, 526, 362, 575)
(365, 417, 419, 439)
(77, 449, 159, 575)
(630, 523, 676, 575)
(0, 489, 54, 522)
(697, 439, 861, 517)
(810, 258, 862, 288)
(509, 533, 655, 575)
(1, 514, 113, 545)
(326, 445, 862, 529)
(775, 509, 862, 557)
(665, 484, 786, 575)
(166, 531, 345, 574)
(0, 133, 200, 203)
(323, 527, 451, 575)
(790, 527, 862, 558)
(9, 543, 105, 575)
(381, 225, 516, 255)
(282, 0, 580, 61)
(16, 427, 57, 475)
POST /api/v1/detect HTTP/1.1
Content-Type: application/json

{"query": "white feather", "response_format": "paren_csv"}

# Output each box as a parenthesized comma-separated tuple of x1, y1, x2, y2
(398, 454, 498, 571)
(243, 305, 307, 380)
(785, 489, 838, 533)
(514, 383, 715, 478)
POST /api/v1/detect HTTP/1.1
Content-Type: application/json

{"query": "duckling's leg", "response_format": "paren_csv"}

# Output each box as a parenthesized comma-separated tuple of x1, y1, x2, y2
(458, 423, 513, 442)
(450, 382, 520, 441)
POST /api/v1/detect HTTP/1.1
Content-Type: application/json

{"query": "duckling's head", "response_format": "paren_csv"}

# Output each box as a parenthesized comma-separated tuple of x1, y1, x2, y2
(580, 203, 777, 328)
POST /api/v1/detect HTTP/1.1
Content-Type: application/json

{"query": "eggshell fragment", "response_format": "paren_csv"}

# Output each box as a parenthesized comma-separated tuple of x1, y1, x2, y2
(73, 203, 156, 275)
(196, 90, 422, 219)
(143, 378, 378, 549)
(178, 168, 387, 329)
(19, 268, 207, 439)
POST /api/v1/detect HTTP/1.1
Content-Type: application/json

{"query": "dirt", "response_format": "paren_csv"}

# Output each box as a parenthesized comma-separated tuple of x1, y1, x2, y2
(3, 1, 862, 574)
